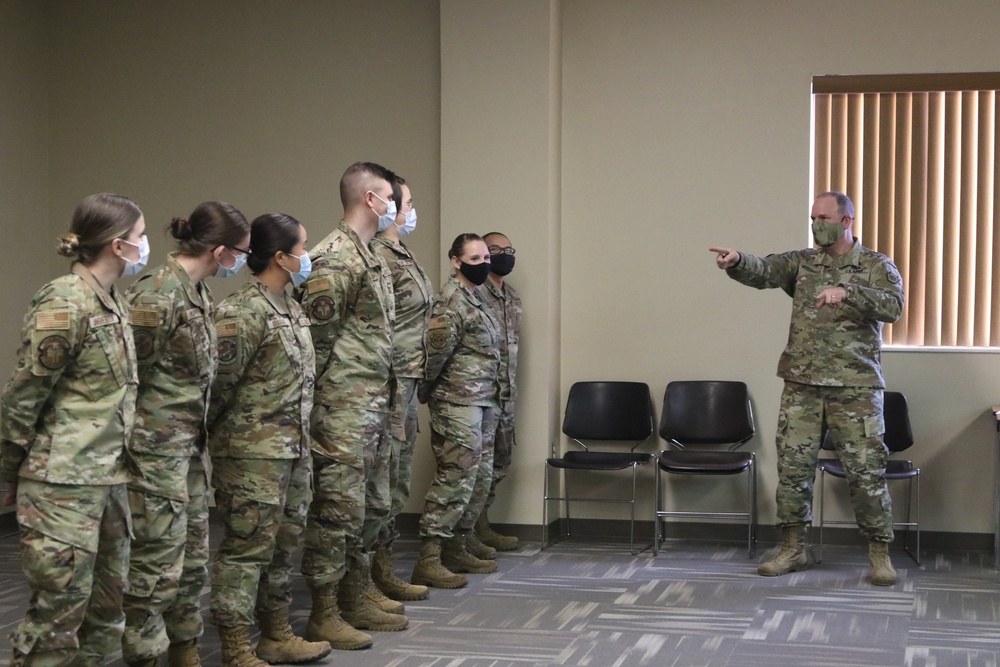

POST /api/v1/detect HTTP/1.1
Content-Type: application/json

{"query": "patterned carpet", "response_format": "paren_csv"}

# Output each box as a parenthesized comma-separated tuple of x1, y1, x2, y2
(1, 528, 999, 666)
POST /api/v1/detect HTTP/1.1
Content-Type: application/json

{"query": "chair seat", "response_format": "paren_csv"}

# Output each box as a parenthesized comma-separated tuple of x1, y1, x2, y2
(818, 458, 917, 480)
(657, 450, 753, 475)
(547, 451, 652, 471)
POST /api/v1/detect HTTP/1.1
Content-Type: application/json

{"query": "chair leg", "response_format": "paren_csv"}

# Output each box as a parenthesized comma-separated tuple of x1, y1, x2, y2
(816, 467, 826, 564)
(542, 464, 550, 551)
(747, 456, 757, 559)
(628, 463, 638, 555)
(653, 463, 661, 556)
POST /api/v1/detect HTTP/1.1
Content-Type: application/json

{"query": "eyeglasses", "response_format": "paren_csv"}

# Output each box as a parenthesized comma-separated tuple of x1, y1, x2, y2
(488, 246, 516, 256)
(226, 245, 250, 258)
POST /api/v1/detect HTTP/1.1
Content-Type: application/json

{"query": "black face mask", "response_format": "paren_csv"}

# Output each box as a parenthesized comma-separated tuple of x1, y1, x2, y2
(459, 261, 491, 286)
(489, 253, 515, 276)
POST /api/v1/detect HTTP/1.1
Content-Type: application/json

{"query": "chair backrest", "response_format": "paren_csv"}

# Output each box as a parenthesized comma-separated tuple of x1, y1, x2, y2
(562, 381, 654, 445)
(820, 390, 914, 453)
(658, 380, 754, 448)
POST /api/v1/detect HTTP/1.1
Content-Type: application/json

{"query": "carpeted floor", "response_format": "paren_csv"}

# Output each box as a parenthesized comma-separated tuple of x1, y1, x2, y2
(1, 530, 999, 666)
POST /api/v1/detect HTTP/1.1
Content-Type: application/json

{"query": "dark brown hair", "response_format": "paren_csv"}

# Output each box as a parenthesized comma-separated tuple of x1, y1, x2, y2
(246, 213, 302, 275)
(447, 233, 484, 260)
(168, 201, 249, 255)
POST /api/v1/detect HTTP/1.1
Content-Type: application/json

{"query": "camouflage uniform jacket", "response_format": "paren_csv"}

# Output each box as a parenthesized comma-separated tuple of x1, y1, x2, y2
(726, 238, 904, 387)
(207, 281, 315, 459)
(481, 280, 521, 403)
(423, 276, 501, 407)
(295, 222, 395, 411)
(0, 263, 138, 485)
(372, 235, 434, 380)
(127, 254, 217, 457)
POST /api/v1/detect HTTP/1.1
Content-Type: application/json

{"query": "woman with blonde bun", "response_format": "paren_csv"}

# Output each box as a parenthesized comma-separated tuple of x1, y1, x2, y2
(1, 193, 144, 666)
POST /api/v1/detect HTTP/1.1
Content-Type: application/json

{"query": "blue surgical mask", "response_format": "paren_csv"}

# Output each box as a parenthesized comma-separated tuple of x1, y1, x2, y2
(215, 248, 247, 278)
(396, 208, 417, 237)
(372, 193, 398, 233)
(283, 252, 312, 287)
(120, 235, 150, 277)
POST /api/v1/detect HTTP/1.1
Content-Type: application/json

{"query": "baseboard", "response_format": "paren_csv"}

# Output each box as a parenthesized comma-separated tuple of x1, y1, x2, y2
(395, 514, 996, 554)
(3, 510, 991, 555)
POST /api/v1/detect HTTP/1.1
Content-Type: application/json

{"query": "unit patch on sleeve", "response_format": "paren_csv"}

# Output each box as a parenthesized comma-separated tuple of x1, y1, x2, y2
(37, 335, 71, 371)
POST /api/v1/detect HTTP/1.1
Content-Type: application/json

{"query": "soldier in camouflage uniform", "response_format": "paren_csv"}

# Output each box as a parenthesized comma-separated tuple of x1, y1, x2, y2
(296, 162, 406, 649)
(711, 191, 905, 586)
(1, 193, 143, 667)
(475, 232, 522, 553)
(411, 234, 501, 589)
(370, 178, 434, 603)
(207, 213, 331, 667)
(123, 202, 250, 667)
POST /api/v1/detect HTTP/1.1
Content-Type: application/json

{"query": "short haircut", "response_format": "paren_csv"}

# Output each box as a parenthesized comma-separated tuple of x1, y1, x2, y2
(816, 191, 855, 219)
(339, 161, 397, 209)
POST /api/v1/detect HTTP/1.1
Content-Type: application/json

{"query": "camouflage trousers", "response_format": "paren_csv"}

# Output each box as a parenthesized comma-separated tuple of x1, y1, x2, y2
(302, 406, 390, 588)
(10, 480, 130, 667)
(775, 382, 894, 542)
(418, 400, 499, 539)
(484, 399, 516, 512)
(122, 454, 210, 662)
(377, 377, 420, 548)
(209, 455, 312, 627)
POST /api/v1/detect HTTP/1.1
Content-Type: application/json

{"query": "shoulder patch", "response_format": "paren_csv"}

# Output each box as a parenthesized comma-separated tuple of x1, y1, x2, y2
(37, 335, 71, 370)
(307, 277, 331, 294)
(216, 321, 238, 337)
(310, 295, 335, 321)
(130, 307, 159, 328)
(428, 328, 449, 350)
(427, 316, 447, 329)
(36, 311, 71, 331)
(133, 329, 155, 360)
(218, 338, 238, 365)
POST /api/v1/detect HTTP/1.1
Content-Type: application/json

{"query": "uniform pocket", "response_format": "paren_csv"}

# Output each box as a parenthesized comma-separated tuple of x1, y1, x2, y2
(20, 527, 82, 593)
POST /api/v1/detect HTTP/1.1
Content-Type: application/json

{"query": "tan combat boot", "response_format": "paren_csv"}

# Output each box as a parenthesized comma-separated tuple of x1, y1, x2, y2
(411, 537, 468, 589)
(362, 562, 406, 615)
(167, 640, 201, 667)
(465, 531, 498, 561)
(757, 525, 809, 576)
(441, 534, 498, 574)
(255, 607, 332, 664)
(868, 541, 897, 586)
(217, 626, 268, 667)
(476, 510, 518, 551)
(304, 583, 373, 650)
(338, 567, 408, 632)
(372, 546, 429, 601)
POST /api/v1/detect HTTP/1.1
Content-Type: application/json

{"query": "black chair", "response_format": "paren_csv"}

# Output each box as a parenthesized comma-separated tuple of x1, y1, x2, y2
(542, 381, 655, 554)
(654, 380, 757, 558)
(815, 390, 920, 564)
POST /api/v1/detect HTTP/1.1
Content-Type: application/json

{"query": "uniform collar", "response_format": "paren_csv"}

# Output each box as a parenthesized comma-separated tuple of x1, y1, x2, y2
(815, 238, 862, 267)
(253, 279, 291, 316)
(166, 253, 212, 310)
(72, 262, 122, 314)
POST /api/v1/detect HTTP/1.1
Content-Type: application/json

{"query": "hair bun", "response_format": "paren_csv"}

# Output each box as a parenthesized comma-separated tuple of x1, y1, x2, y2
(169, 216, 194, 241)
(57, 232, 81, 258)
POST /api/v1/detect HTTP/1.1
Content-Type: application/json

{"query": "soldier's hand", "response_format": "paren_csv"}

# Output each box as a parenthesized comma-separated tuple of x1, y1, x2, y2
(709, 247, 739, 269)
(2, 481, 16, 506)
(816, 286, 848, 309)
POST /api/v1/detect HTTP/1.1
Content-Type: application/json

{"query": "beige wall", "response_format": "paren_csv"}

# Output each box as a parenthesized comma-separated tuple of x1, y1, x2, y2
(0, 1, 50, 379)
(3, 0, 1000, 535)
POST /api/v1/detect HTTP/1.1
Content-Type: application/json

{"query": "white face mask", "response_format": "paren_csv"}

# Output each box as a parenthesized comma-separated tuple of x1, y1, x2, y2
(372, 193, 398, 233)
(120, 235, 150, 277)
(396, 208, 417, 237)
